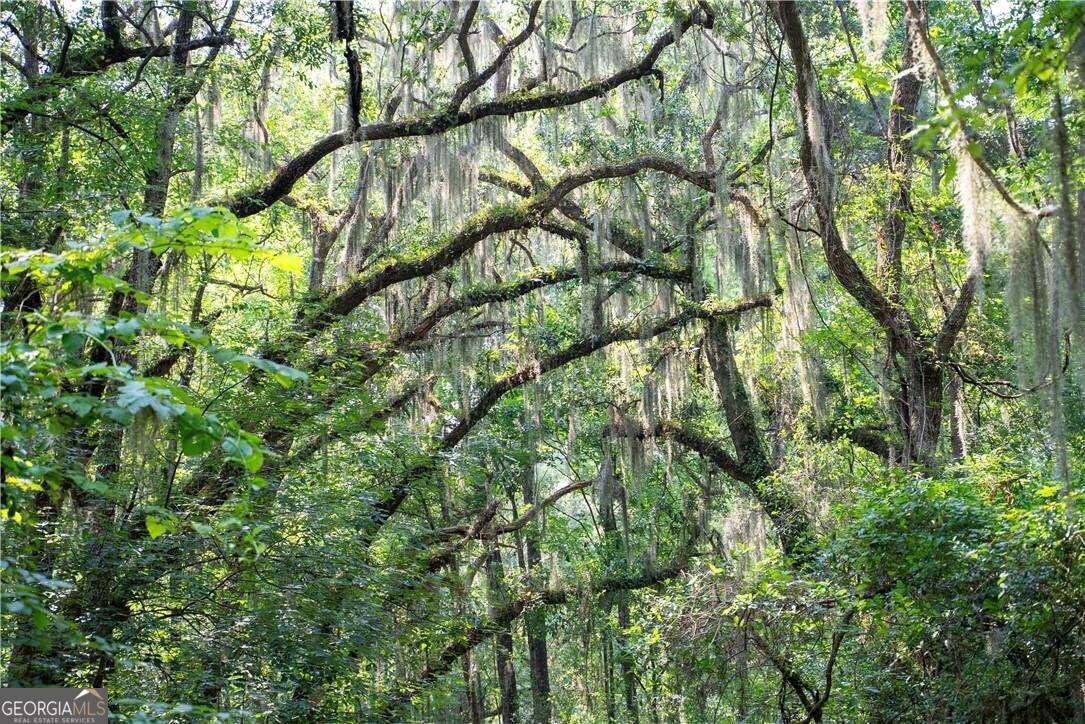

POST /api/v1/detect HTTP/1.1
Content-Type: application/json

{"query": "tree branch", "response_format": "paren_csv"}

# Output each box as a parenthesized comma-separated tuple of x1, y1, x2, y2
(287, 154, 720, 350)
(770, 1, 918, 352)
(224, 6, 714, 218)
(332, 0, 362, 130)
(362, 298, 765, 552)
(2, 33, 234, 132)
(377, 555, 692, 719)
(429, 480, 592, 544)
(902, 0, 1057, 220)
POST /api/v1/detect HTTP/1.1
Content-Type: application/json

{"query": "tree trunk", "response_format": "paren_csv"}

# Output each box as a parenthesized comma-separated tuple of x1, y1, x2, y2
(32, 0, 237, 689)
(948, 374, 967, 460)
(772, 0, 968, 472)
(597, 455, 639, 722)
(701, 317, 814, 557)
(487, 545, 519, 723)
(462, 651, 483, 724)
(704, 319, 770, 479)
(617, 596, 639, 722)
(520, 384, 552, 722)
(883, 9, 945, 468)
(901, 353, 945, 466)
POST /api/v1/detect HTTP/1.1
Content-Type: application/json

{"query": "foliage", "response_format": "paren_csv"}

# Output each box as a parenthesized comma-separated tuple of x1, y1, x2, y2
(1, 0, 1082, 721)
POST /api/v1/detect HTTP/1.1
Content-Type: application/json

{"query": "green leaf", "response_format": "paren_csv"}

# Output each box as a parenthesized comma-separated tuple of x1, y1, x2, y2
(269, 252, 304, 274)
(223, 431, 264, 473)
(145, 514, 170, 539)
(112, 316, 141, 340)
(180, 427, 214, 456)
(58, 394, 96, 417)
(116, 380, 184, 420)
(61, 331, 85, 357)
(251, 358, 308, 388)
(191, 521, 214, 536)
(109, 210, 132, 226)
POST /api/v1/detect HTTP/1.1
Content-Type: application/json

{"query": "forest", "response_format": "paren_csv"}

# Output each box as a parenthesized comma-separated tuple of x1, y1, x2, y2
(1, 0, 1083, 721)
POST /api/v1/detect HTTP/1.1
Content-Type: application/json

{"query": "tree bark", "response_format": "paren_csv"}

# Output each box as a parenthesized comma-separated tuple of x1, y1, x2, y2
(520, 383, 552, 723)
(597, 455, 639, 722)
(771, 0, 972, 468)
(487, 546, 520, 723)
(10, 0, 240, 690)
(704, 319, 770, 479)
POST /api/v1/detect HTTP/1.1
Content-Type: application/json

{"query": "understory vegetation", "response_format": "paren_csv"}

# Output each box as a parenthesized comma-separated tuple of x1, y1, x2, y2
(1, 0, 1083, 721)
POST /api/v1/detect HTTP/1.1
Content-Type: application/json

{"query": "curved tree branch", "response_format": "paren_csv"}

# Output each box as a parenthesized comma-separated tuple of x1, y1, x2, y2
(362, 295, 772, 552)
(376, 555, 693, 720)
(2, 33, 234, 132)
(770, 1, 917, 351)
(224, 6, 714, 218)
(284, 154, 723, 351)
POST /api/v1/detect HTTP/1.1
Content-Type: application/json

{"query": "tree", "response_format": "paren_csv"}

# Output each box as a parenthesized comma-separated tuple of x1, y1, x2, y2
(2, 1, 1081, 720)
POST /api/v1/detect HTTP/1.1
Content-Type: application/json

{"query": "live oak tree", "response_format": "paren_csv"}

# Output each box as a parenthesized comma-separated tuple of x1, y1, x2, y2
(2, 1, 1082, 721)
